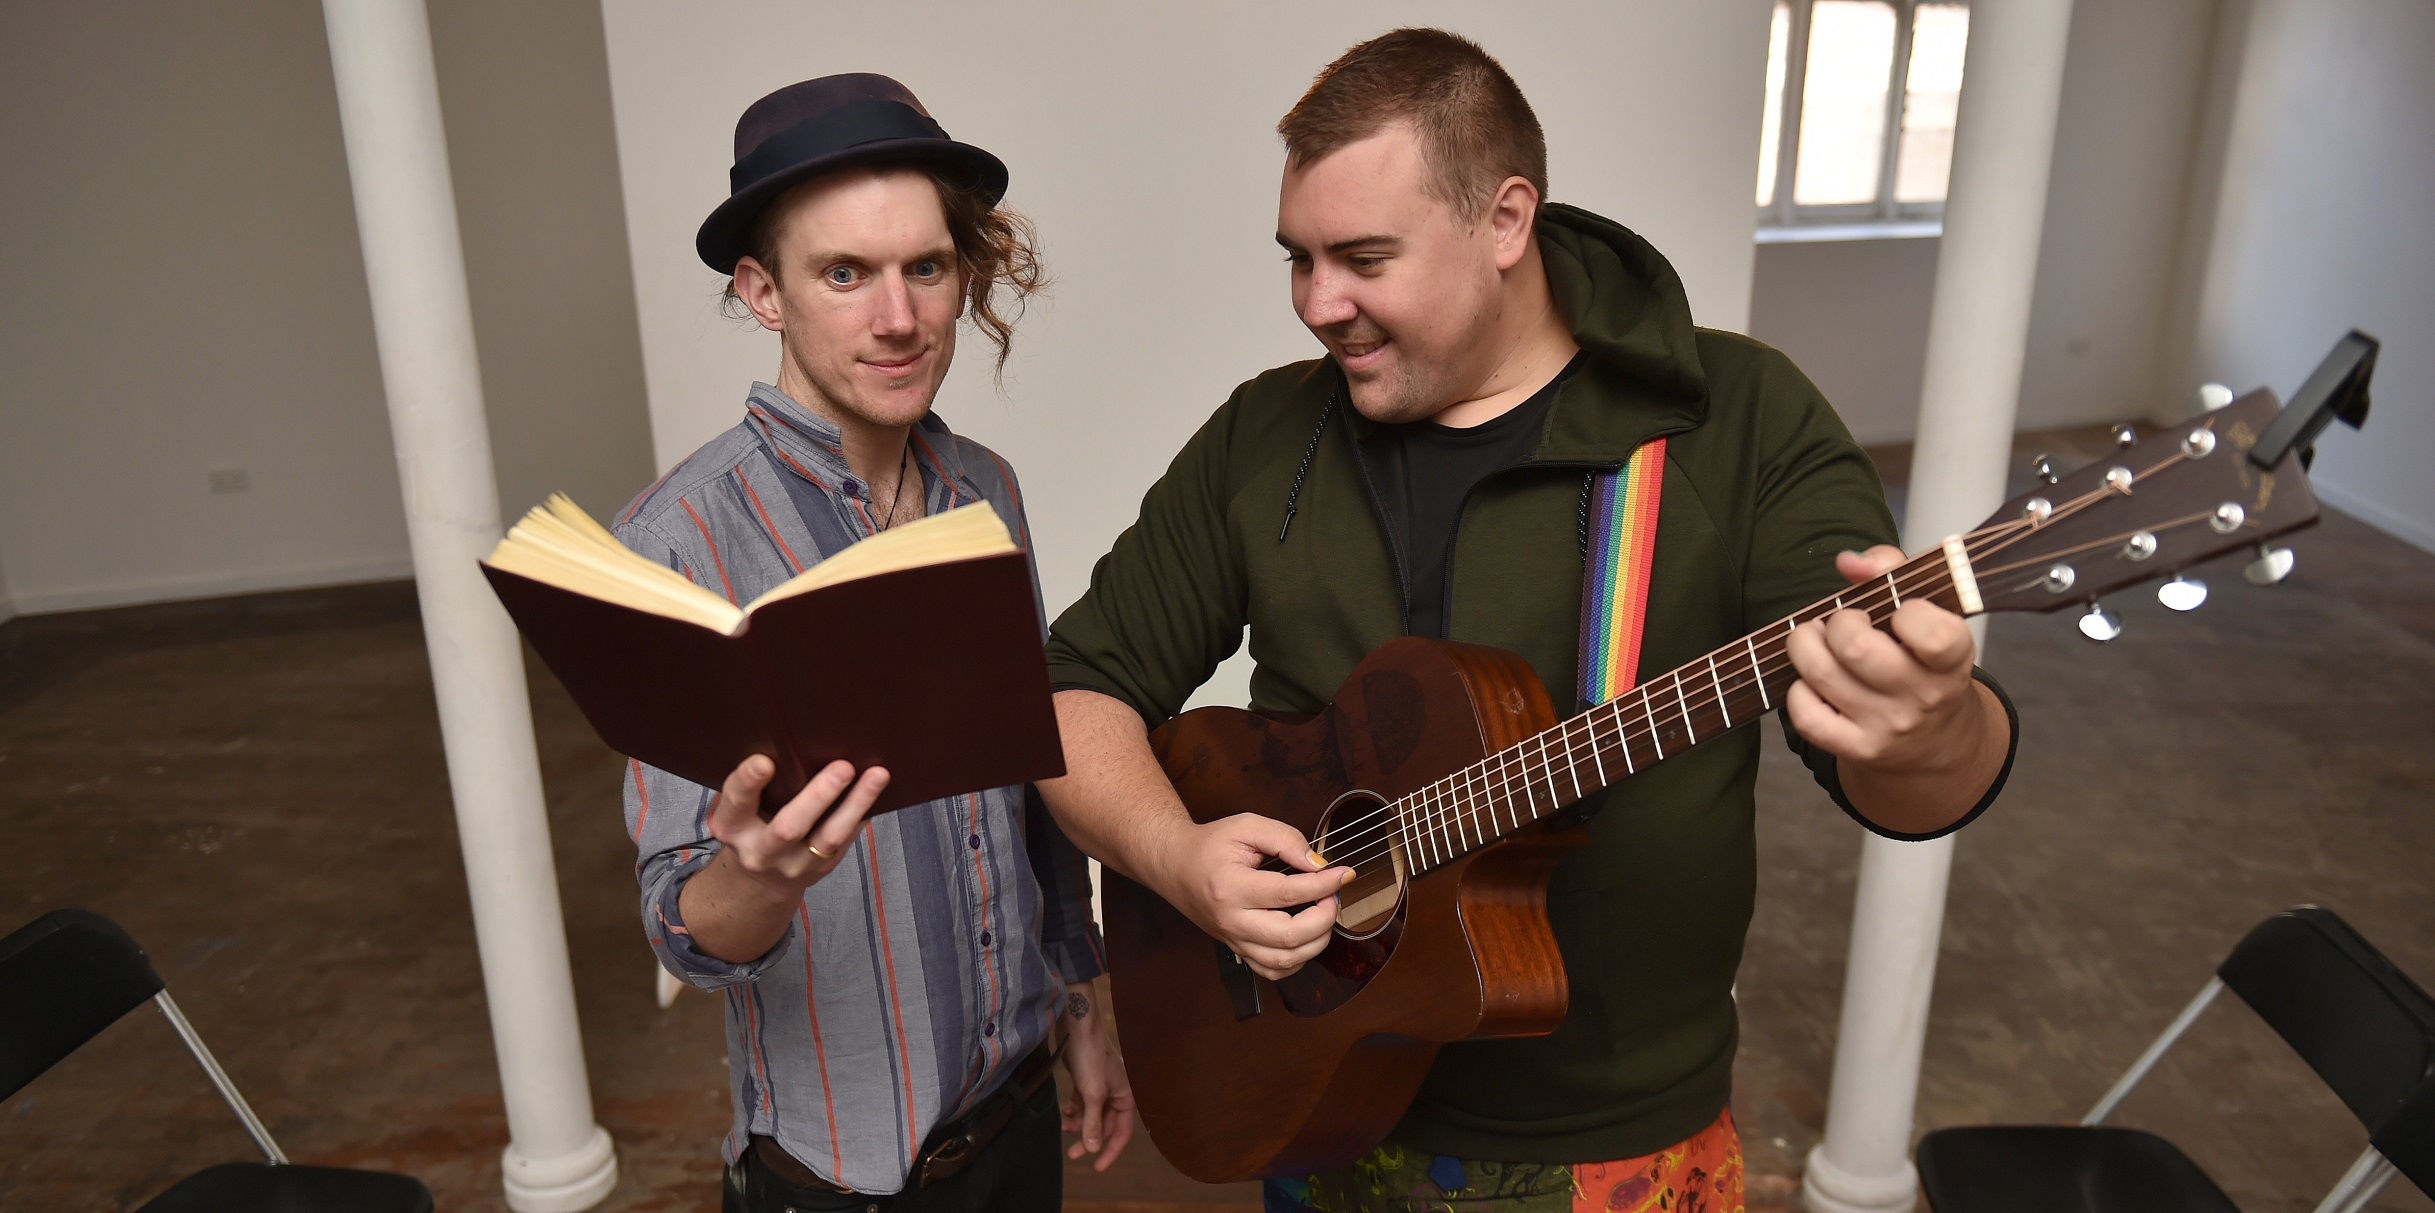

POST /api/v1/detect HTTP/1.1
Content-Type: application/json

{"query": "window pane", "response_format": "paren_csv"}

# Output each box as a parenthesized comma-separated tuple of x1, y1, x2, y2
(1794, 0, 1896, 206)
(1896, 3, 1969, 203)
(1757, 1, 1790, 206)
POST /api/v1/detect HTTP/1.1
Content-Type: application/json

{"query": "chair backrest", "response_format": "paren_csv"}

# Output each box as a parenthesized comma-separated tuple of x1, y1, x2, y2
(0, 909, 165, 1101)
(2217, 906, 2435, 1134)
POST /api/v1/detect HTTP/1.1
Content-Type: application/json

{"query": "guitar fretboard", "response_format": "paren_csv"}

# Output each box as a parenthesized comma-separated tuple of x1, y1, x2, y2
(1360, 547, 1971, 879)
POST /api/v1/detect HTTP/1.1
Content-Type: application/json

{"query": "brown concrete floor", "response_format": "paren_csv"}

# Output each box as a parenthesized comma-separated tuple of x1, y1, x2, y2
(1, 428, 2429, 1211)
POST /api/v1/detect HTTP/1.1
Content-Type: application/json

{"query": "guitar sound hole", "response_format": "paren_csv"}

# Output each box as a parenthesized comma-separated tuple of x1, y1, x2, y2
(1274, 790, 1407, 1018)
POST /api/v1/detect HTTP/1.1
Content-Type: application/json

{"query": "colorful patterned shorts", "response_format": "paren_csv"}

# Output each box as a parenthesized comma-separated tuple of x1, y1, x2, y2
(1263, 1107, 1743, 1213)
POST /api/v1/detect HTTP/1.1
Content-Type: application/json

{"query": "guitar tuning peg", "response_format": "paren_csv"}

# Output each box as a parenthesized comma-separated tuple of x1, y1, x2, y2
(2244, 544, 2296, 585)
(2031, 454, 2061, 485)
(2078, 601, 2124, 643)
(2157, 574, 2208, 612)
(2113, 424, 2139, 449)
(2195, 382, 2235, 412)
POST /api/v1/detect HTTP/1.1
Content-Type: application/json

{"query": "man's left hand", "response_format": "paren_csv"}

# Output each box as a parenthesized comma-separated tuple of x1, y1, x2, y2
(1784, 544, 2009, 836)
(1056, 982, 1135, 1172)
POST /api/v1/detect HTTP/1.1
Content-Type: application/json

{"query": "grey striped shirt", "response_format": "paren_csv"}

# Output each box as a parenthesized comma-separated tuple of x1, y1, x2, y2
(615, 384, 1102, 1194)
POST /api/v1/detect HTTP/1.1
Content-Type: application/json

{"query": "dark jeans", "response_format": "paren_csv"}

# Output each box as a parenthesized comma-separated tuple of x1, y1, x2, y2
(721, 1080, 1062, 1213)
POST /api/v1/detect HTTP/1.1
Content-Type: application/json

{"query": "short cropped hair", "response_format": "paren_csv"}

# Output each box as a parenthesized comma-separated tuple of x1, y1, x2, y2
(1278, 28, 1548, 223)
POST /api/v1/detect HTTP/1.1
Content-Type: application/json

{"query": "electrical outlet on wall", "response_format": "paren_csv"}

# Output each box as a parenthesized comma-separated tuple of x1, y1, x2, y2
(206, 467, 250, 494)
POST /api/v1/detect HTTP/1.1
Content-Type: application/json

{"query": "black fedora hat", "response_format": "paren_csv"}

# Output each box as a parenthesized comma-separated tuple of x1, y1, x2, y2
(696, 73, 1008, 273)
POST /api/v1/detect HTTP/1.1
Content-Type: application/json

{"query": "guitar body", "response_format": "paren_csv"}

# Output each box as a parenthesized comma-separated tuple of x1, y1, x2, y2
(1103, 637, 1586, 1182)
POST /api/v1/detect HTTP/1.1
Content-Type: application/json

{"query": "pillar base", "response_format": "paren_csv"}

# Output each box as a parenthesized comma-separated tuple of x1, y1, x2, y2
(503, 1125, 618, 1213)
(1801, 1143, 1918, 1213)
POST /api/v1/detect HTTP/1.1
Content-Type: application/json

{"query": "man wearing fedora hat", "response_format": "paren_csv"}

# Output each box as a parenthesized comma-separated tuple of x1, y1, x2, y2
(611, 74, 1132, 1211)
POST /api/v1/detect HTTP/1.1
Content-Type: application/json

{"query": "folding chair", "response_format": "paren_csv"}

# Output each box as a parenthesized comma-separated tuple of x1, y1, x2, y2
(1916, 905, 2435, 1213)
(0, 908, 433, 1213)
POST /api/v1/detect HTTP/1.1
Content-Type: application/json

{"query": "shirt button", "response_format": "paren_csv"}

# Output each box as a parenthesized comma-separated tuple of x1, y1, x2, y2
(984, 1021, 996, 1036)
(979, 930, 992, 947)
(841, 477, 859, 496)
(967, 833, 981, 850)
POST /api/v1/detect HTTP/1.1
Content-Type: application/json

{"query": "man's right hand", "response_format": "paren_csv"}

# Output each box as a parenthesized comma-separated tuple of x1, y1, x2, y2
(1149, 812, 1352, 981)
(678, 755, 890, 964)
(709, 755, 891, 890)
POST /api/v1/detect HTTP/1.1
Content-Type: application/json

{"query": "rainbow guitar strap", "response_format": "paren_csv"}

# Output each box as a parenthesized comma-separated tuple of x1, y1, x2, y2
(1577, 437, 1666, 706)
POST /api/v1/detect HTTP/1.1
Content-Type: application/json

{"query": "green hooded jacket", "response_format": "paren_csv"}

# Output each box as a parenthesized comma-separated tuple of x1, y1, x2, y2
(1045, 202, 2009, 1161)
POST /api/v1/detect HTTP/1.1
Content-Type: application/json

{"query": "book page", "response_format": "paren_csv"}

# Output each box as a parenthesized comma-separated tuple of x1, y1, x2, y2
(482, 495, 1017, 635)
(484, 495, 745, 633)
(745, 501, 1015, 612)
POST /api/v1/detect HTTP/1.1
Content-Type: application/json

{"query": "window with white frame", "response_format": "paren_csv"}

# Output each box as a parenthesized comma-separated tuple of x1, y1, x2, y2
(1757, 0, 1970, 229)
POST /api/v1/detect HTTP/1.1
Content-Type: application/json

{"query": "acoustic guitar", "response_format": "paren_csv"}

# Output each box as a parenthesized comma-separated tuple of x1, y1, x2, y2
(1102, 363, 2369, 1182)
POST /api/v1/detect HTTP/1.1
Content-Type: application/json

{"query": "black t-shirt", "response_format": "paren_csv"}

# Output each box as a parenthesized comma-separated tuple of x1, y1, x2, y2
(1381, 354, 1585, 639)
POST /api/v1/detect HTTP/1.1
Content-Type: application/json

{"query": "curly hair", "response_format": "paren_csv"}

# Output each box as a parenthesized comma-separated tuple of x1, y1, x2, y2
(721, 165, 1046, 377)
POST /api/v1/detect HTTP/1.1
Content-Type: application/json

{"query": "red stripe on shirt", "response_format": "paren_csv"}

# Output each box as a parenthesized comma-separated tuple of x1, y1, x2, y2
(795, 903, 846, 1177)
(859, 822, 924, 1155)
(678, 497, 739, 604)
(733, 469, 805, 573)
(964, 794, 1005, 1099)
(629, 758, 649, 841)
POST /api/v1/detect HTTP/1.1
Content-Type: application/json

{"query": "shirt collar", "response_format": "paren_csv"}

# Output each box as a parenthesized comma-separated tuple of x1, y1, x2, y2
(742, 381, 981, 501)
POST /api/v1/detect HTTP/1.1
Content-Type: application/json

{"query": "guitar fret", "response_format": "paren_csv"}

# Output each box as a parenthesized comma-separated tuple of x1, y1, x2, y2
(1645, 687, 1665, 760)
(1542, 729, 1563, 812)
(1886, 571, 1901, 608)
(1709, 654, 1731, 729)
(1674, 672, 1695, 744)
(1749, 635, 1768, 710)
(1563, 719, 1583, 801)
(1620, 700, 1638, 773)
(1588, 711, 1609, 785)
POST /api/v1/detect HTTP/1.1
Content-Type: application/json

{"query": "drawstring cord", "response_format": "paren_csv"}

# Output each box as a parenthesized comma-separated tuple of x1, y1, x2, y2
(1278, 393, 1336, 542)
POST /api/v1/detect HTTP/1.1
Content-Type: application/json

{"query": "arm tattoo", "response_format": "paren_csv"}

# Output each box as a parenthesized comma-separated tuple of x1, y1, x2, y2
(1066, 991, 1091, 1021)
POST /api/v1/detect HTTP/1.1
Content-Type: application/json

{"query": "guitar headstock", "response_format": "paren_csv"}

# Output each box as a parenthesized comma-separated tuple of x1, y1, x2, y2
(1962, 389, 2319, 622)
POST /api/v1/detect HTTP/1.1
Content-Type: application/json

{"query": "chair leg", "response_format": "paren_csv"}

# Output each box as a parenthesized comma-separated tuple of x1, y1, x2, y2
(2311, 1147, 2397, 1213)
(2082, 977, 2225, 1125)
(153, 992, 289, 1164)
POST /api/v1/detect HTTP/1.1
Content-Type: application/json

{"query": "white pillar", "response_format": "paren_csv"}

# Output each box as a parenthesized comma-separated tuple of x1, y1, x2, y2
(1802, 2, 2075, 1212)
(319, 3, 618, 1209)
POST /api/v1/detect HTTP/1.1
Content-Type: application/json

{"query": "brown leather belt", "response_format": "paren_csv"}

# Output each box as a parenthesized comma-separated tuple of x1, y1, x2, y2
(751, 1041, 1057, 1194)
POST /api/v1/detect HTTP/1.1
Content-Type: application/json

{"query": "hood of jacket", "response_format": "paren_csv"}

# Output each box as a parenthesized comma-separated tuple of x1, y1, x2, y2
(1530, 202, 1711, 464)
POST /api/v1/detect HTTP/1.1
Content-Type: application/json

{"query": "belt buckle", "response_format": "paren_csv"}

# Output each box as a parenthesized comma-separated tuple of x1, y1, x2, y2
(916, 1130, 975, 1187)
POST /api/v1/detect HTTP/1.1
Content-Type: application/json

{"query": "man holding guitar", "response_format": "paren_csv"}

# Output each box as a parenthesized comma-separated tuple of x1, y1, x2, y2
(1039, 29, 2018, 1211)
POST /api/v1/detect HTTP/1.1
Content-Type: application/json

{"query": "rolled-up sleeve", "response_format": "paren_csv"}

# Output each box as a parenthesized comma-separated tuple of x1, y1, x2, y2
(626, 758, 794, 988)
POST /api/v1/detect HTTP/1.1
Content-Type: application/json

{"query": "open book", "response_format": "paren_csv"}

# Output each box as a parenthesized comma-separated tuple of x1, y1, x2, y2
(481, 495, 1064, 815)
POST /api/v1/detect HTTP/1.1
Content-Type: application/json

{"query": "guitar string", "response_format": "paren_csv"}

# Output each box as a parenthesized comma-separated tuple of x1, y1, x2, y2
(1291, 479, 2128, 876)
(1356, 472, 2185, 870)
(1270, 451, 2199, 878)
(1294, 524, 2015, 877)
(1285, 548, 1976, 877)
(1290, 535, 2005, 876)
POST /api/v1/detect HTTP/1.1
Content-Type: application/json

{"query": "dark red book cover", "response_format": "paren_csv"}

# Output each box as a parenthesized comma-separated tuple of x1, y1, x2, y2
(481, 551, 1063, 814)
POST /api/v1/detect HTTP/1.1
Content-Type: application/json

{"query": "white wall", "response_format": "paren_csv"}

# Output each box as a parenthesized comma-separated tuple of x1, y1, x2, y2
(0, 0, 653, 617)
(1750, 235, 1942, 444)
(2181, 0, 2435, 552)
(601, 0, 1777, 707)
(1748, 0, 2222, 443)
(0, 1, 408, 615)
